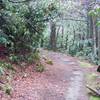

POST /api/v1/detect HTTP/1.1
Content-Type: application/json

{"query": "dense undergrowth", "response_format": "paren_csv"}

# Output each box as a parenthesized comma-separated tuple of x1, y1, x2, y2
(0, 0, 58, 95)
(0, 0, 58, 70)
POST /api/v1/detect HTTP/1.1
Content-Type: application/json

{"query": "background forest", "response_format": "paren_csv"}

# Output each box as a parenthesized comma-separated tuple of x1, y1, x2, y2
(43, 0, 100, 65)
(0, 0, 100, 65)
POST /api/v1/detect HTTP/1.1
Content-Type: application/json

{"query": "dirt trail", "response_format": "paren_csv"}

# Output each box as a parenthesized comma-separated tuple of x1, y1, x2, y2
(1, 50, 88, 100)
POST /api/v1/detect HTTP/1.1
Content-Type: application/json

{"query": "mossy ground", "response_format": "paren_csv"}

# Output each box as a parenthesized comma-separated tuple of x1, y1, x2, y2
(79, 61, 100, 100)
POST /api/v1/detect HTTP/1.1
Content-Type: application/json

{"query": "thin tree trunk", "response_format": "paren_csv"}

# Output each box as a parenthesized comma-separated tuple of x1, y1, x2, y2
(56, 26, 60, 44)
(89, 16, 93, 38)
(49, 21, 56, 51)
(92, 17, 97, 56)
(61, 26, 64, 48)
(65, 35, 68, 49)
(95, 18, 98, 48)
(98, 25, 100, 60)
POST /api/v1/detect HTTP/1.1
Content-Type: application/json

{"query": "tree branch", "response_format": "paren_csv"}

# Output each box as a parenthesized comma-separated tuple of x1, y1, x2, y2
(62, 18, 87, 22)
(8, 0, 30, 3)
(89, 2, 100, 8)
(26, 18, 41, 34)
(86, 85, 100, 96)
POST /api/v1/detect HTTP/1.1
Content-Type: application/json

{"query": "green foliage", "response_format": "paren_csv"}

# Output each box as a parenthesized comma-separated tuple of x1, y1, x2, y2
(35, 63, 44, 72)
(46, 60, 53, 65)
(27, 51, 40, 64)
(0, 61, 13, 75)
(3, 83, 12, 95)
(1, 61, 13, 70)
(79, 61, 92, 68)
(89, 8, 100, 17)
(0, 31, 10, 46)
(8, 51, 41, 68)
(68, 45, 78, 56)
(90, 96, 100, 100)
(32, 51, 40, 62)
(9, 54, 20, 63)
(89, 6, 100, 27)
(0, 36, 7, 45)
(0, 0, 58, 54)
(0, 67, 4, 75)
(9, 54, 29, 65)
(96, 21, 100, 26)
(27, 55, 34, 64)
(89, 10, 97, 17)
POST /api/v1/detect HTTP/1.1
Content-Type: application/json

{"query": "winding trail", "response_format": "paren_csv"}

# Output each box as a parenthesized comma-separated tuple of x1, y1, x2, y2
(1, 50, 89, 100)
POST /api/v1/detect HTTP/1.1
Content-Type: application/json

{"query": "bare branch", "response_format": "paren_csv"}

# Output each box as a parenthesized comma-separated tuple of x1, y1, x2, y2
(89, 2, 100, 8)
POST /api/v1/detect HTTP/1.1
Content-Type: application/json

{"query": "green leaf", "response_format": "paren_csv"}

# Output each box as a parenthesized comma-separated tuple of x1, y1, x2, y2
(96, 21, 100, 26)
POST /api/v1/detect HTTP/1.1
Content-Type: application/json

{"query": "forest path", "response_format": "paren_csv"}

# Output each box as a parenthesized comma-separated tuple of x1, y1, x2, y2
(1, 50, 89, 100)
(40, 50, 88, 100)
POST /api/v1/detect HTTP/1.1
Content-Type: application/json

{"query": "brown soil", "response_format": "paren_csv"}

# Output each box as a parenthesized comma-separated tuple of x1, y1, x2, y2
(0, 50, 98, 100)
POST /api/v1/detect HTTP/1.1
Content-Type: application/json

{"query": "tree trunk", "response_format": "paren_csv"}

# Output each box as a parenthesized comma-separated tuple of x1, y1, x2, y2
(95, 18, 98, 48)
(60, 26, 64, 48)
(49, 21, 56, 51)
(89, 16, 93, 38)
(98, 25, 100, 61)
(65, 35, 68, 49)
(92, 17, 97, 56)
(56, 25, 60, 46)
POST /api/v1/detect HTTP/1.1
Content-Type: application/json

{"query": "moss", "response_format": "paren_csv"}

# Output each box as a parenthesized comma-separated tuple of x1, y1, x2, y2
(87, 73, 98, 80)
(78, 61, 93, 68)
(90, 96, 100, 100)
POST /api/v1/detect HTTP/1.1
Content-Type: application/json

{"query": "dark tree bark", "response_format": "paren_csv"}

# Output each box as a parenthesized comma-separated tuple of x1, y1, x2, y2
(89, 16, 93, 38)
(95, 18, 98, 48)
(56, 26, 60, 42)
(65, 35, 68, 49)
(49, 21, 56, 51)
(97, 66, 100, 72)
(60, 26, 64, 48)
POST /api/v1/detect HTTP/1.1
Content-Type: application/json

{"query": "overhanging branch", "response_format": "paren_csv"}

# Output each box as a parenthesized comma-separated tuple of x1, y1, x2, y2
(36, 14, 59, 23)
(26, 18, 41, 34)
(8, 0, 31, 3)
